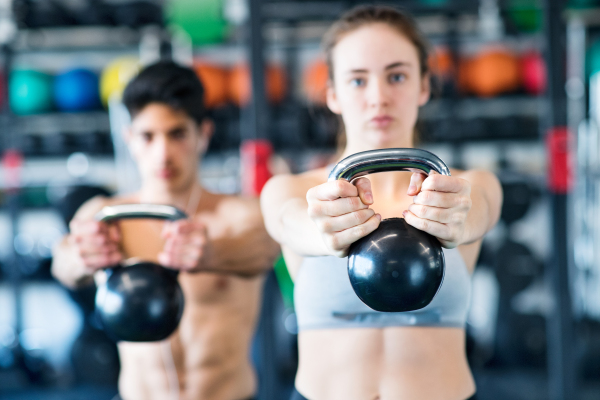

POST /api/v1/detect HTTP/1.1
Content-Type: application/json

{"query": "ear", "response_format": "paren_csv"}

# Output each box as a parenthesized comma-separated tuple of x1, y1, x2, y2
(418, 73, 431, 106)
(326, 81, 342, 115)
(197, 119, 214, 154)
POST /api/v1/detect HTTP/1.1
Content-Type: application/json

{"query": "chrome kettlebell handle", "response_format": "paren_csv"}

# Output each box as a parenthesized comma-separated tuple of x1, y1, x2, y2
(95, 204, 187, 222)
(328, 148, 451, 182)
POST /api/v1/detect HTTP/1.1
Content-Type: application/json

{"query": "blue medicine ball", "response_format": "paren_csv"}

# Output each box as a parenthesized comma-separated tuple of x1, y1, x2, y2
(53, 68, 100, 112)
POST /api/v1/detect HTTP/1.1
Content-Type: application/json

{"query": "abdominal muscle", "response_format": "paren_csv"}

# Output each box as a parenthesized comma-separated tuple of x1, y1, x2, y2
(296, 327, 475, 400)
(116, 272, 263, 400)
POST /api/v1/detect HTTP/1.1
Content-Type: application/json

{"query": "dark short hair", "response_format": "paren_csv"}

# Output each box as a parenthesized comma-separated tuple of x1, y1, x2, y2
(123, 61, 206, 124)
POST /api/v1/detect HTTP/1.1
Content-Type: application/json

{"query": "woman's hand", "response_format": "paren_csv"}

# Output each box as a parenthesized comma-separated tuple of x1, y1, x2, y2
(403, 171, 472, 249)
(306, 177, 381, 257)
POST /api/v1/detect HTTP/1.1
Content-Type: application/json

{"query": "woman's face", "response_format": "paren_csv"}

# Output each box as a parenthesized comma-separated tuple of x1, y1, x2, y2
(327, 23, 430, 150)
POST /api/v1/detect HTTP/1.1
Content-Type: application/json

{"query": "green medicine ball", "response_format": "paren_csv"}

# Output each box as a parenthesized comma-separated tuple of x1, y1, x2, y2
(9, 69, 53, 115)
(166, 0, 227, 45)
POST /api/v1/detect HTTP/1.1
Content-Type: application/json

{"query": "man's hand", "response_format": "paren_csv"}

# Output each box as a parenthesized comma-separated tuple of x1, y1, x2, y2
(68, 220, 123, 271)
(158, 219, 212, 272)
(403, 171, 472, 249)
(306, 177, 381, 258)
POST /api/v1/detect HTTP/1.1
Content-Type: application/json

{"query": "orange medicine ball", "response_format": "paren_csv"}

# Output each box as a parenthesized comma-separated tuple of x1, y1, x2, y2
(194, 63, 228, 109)
(458, 49, 521, 97)
(228, 63, 287, 107)
(303, 59, 329, 105)
(429, 46, 454, 79)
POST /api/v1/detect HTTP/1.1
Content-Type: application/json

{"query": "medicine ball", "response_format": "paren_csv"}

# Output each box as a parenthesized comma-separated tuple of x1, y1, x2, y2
(458, 49, 521, 97)
(521, 51, 547, 95)
(166, 0, 227, 45)
(100, 57, 140, 108)
(228, 63, 287, 107)
(303, 59, 329, 105)
(9, 69, 54, 115)
(54, 68, 101, 112)
(194, 63, 228, 109)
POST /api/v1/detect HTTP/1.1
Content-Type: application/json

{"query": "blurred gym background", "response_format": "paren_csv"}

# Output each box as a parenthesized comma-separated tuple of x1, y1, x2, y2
(0, 0, 598, 399)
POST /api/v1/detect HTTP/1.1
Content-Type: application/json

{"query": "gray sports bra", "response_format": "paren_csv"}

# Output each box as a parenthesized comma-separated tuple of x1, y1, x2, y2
(294, 247, 471, 330)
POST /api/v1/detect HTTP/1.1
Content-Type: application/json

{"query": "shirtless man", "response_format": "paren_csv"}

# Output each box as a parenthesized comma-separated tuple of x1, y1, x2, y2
(52, 61, 279, 400)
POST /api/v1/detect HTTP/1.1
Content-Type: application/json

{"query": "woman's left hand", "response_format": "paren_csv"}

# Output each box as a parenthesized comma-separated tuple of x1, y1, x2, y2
(402, 171, 472, 249)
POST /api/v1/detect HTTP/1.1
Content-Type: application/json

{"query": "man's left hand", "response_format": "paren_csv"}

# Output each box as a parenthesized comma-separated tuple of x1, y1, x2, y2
(158, 219, 212, 272)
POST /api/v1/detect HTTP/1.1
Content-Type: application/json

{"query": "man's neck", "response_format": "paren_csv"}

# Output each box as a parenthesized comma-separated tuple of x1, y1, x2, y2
(138, 181, 204, 214)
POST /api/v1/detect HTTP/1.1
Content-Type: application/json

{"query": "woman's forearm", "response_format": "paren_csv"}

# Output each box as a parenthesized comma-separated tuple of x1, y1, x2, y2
(460, 171, 502, 245)
(277, 198, 331, 257)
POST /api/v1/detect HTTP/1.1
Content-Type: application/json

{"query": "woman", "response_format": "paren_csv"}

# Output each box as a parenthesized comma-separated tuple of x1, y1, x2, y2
(261, 5, 502, 400)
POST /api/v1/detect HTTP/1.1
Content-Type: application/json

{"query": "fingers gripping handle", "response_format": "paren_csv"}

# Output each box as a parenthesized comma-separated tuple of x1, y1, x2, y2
(328, 148, 451, 182)
(95, 204, 188, 222)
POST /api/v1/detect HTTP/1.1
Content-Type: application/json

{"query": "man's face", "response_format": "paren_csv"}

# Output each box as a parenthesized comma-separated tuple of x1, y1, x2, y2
(126, 103, 211, 193)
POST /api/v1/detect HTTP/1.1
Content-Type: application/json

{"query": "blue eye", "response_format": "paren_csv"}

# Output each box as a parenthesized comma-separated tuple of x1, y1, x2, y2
(350, 78, 366, 87)
(389, 73, 406, 83)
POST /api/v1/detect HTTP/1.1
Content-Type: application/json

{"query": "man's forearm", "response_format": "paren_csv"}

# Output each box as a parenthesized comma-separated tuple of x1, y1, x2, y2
(200, 229, 280, 277)
(51, 237, 94, 288)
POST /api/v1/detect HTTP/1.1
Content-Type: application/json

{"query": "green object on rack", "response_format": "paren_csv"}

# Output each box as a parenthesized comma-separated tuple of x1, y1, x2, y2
(166, 0, 227, 45)
(506, 0, 542, 33)
(418, 0, 448, 6)
(587, 39, 600, 77)
(273, 255, 294, 310)
(567, 0, 600, 9)
(9, 69, 53, 115)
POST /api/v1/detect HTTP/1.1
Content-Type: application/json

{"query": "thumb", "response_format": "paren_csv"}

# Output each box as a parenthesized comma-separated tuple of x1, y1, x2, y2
(408, 172, 427, 196)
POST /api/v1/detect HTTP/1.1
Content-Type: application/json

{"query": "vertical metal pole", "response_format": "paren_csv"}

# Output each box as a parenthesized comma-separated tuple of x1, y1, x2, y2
(246, 1, 276, 399)
(247, 0, 268, 142)
(543, 1, 577, 399)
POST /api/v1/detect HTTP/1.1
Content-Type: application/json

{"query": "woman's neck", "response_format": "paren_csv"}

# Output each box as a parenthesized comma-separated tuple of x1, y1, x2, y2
(340, 135, 415, 201)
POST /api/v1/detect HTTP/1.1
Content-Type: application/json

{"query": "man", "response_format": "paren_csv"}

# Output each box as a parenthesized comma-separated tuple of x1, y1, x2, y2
(52, 61, 279, 400)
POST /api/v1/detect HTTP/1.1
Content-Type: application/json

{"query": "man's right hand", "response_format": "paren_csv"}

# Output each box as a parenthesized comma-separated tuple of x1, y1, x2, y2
(68, 220, 123, 272)
(306, 177, 381, 258)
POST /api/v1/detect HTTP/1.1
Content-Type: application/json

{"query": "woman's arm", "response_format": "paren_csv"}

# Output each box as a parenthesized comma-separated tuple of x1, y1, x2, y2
(402, 169, 502, 248)
(261, 173, 381, 257)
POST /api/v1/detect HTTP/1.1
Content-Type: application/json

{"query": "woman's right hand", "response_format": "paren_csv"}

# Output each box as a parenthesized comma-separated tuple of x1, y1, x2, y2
(306, 177, 381, 257)
(68, 219, 123, 272)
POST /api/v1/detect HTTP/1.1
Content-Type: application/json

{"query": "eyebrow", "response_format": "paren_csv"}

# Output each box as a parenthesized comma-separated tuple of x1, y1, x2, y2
(347, 62, 412, 74)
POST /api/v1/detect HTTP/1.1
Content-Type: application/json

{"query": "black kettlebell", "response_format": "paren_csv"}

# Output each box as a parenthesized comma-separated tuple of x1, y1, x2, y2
(94, 204, 187, 342)
(328, 148, 451, 312)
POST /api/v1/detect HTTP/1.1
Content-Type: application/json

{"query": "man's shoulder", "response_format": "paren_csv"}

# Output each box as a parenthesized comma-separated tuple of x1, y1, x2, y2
(200, 191, 260, 223)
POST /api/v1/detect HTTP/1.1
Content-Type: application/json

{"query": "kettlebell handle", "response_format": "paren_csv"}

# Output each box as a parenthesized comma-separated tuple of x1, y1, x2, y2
(328, 148, 451, 182)
(95, 204, 188, 222)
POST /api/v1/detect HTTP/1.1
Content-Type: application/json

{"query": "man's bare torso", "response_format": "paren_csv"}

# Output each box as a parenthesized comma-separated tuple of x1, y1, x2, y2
(99, 192, 266, 400)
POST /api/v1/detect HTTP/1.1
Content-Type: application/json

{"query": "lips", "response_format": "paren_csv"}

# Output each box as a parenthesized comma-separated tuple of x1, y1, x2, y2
(370, 115, 393, 128)
(157, 169, 177, 179)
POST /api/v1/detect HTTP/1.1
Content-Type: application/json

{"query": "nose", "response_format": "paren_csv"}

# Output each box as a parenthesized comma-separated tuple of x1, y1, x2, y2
(153, 134, 174, 163)
(367, 76, 390, 109)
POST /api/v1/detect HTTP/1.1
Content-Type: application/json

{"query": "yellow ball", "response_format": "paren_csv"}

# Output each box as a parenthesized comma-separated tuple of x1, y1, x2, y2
(99, 57, 140, 107)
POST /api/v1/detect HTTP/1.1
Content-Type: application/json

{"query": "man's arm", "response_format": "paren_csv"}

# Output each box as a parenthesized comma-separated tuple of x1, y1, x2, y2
(51, 196, 122, 288)
(159, 197, 280, 277)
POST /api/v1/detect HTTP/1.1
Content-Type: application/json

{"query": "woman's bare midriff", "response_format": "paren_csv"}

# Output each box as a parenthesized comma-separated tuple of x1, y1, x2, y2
(296, 327, 475, 400)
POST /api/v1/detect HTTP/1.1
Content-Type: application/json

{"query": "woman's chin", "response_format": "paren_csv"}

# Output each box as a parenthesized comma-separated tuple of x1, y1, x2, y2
(367, 132, 411, 149)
